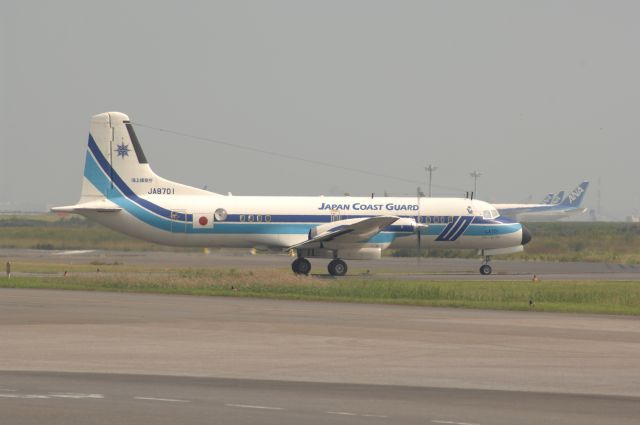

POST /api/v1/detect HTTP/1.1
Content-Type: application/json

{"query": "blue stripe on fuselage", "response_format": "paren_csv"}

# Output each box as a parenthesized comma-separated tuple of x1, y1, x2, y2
(87, 135, 190, 222)
(83, 140, 520, 241)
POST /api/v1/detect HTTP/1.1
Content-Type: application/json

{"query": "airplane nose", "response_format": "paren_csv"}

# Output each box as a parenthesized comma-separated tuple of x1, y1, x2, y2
(521, 225, 532, 245)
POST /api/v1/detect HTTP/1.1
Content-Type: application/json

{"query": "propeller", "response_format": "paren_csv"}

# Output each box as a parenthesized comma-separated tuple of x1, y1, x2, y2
(416, 187, 423, 262)
(414, 187, 430, 263)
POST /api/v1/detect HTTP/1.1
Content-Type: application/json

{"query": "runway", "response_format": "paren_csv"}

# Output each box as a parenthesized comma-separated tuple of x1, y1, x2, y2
(1, 288, 639, 424)
(2, 372, 638, 425)
(3, 248, 640, 280)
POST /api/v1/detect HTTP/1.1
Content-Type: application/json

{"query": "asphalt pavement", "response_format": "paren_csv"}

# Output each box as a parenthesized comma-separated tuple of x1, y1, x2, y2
(1, 288, 639, 424)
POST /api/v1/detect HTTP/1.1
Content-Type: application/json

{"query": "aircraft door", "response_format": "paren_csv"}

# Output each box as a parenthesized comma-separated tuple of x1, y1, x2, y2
(170, 210, 188, 233)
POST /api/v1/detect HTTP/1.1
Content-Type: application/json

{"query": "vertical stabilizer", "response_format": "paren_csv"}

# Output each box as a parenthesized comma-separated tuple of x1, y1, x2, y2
(550, 190, 565, 205)
(560, 181, 589, 208)
(80, 112, 218, 204)
(541, 193, 554, 204)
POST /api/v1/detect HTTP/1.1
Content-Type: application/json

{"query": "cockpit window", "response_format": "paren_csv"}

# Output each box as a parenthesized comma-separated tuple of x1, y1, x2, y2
(492, 209, 499, 218)
(483, 210, 492, 219)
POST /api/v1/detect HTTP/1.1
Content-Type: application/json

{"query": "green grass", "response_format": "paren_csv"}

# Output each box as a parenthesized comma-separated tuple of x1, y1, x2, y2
(394, 222, 640, 264)
(2, 271, 639, 315)
(509, 222, 640, 263)
(6, 261, 161, 274)
(0, 214, 193, 251)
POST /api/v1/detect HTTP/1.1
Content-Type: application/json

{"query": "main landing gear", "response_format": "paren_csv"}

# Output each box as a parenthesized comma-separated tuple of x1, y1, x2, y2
(480, 256, 492, 275)
(291, 257, 348, 277)
(291, 257, 311, 275)
(327, 259, 348, 276)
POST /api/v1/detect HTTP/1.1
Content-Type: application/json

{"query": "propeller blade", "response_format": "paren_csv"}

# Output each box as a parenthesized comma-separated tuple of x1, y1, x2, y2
(416, 187, 421, 263)
(416, 226, 422, 263)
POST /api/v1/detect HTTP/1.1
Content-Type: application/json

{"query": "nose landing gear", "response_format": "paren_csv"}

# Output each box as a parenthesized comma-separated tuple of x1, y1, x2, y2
(479, 256, 492, 275)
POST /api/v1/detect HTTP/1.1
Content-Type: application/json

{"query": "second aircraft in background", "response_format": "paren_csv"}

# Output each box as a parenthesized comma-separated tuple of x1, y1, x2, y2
(494, 181, 589, 222)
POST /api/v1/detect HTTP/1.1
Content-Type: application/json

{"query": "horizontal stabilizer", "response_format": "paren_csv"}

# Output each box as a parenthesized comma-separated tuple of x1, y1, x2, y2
(51, 199, 122, 213)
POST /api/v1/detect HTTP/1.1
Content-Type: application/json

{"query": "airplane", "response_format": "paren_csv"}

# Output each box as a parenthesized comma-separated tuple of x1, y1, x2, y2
(494, 182, 589, 222)
(540, 193, 554, 204)
(53, 112, 532, 276)
(541, 190, 565, 206)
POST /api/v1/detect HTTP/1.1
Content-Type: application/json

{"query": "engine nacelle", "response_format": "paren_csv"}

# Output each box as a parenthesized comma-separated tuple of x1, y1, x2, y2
(339, 247, 382, 260)
(391, 217, 422, 233)
(308, 216, 419, 239)
(308, 218, 366, 239)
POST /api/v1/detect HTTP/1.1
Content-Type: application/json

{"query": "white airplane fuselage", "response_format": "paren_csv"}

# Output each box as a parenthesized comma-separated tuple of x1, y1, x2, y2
(54, 112, 531, 275)
(83, 195, 526, 253)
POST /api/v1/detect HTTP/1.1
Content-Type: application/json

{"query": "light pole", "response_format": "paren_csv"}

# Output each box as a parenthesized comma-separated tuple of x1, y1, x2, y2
(425, 165, 437, 197)
(470, 170, 482, 197)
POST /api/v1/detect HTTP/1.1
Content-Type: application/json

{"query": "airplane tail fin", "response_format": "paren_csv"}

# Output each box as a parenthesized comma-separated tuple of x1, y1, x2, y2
(78, 112, 217, 204)
(550, 190, 565, 205)
(559, 181, 589, 208)
(541, 193, 554, 204)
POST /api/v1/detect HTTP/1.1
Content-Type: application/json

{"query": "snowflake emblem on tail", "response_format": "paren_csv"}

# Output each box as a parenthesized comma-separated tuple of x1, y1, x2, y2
(115, 143, 130, 159)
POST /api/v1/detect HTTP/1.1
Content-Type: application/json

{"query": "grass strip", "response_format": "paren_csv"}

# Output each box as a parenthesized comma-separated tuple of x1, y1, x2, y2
(2, 271, 639, 315)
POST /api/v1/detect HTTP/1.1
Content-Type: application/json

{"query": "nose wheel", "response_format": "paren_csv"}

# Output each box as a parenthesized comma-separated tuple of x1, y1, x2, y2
(479, 256, 492, 275)
(328, 259, 348, 276)
(292, 257, 311, 275)
(480, 264, 492, 275)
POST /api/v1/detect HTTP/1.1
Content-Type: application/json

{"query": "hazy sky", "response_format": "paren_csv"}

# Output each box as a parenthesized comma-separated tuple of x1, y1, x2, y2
(2, 1, 639, 219)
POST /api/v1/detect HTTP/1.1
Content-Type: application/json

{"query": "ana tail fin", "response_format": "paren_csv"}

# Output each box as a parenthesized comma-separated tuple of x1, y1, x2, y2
(541, 193, 554, 204)
(550, 190, 565, 205)
(560, 181, 589, 207)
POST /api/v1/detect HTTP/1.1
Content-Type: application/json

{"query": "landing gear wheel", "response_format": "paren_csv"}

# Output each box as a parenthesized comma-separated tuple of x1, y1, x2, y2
(328, 259, 348, 276)
(480, 264, 492, 275)
(292, 258, 311, 275)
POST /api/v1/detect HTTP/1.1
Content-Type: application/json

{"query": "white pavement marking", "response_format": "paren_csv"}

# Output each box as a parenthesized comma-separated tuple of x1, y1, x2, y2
(48, 393, 104, 399)
(225, 403, 285, 411)
(51, 250, 95, 255)
(0, 392, 105, 400)
(362, 414, 389, 418)
(432, 420, 482, 425)
(0, 394, 50, 399)
(326, 411, 358, 416)
(134, 397, 190, 403)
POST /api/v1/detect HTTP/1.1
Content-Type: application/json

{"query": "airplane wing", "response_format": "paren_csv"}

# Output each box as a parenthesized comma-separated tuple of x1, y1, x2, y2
(493, 202, 551, 215)
(289, 216, 400, 250)
(51, 199, 122, 213)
